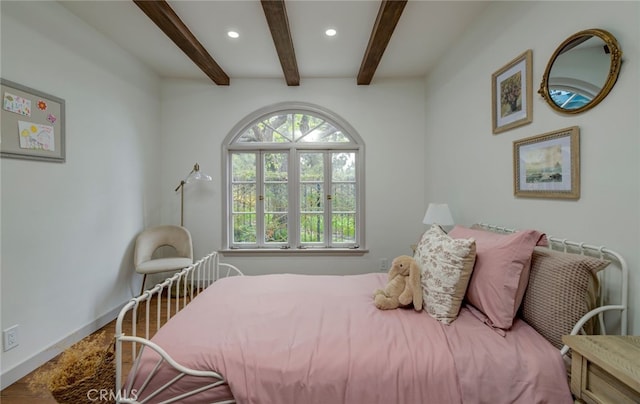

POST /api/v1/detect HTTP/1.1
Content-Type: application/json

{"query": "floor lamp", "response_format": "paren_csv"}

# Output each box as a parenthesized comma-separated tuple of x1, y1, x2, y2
(174, 163, 212, 226)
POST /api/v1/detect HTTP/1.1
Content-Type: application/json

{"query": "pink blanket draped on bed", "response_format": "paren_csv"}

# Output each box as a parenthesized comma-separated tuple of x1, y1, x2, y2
(129, 273, 572, 404)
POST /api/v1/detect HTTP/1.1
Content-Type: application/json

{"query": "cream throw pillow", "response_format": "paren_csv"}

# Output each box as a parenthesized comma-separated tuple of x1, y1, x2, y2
(414, 225, 477, 324)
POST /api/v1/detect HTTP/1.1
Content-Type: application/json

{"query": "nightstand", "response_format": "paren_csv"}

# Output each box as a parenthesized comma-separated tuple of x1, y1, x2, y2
(562, 335, 640, 404)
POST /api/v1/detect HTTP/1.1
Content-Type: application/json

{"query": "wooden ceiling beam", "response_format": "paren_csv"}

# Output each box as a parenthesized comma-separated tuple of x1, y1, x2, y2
(357, 0, 407, 85)
(133, 0, 230, 85)
(261, 0, 300, 86)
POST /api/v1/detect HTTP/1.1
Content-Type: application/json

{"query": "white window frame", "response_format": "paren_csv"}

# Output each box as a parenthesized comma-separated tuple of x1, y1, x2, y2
(222, 102, 366, 256)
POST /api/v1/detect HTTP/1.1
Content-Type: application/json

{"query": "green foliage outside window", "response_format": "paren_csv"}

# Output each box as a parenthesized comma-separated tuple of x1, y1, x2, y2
(229, 110, 360, 247)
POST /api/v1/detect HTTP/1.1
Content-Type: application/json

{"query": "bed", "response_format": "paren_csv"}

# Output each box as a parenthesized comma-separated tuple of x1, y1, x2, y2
(114, 223, 629, 404)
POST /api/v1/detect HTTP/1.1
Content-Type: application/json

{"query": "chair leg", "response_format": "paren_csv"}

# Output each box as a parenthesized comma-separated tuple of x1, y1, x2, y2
(140, 274, 147, 296)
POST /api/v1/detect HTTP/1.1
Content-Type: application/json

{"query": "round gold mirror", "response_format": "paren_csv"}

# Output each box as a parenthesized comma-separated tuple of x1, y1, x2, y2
(539, 28, 622, 114)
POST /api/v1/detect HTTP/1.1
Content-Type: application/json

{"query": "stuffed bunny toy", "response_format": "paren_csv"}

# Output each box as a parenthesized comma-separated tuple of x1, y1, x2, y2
(373, 255, 423, 311)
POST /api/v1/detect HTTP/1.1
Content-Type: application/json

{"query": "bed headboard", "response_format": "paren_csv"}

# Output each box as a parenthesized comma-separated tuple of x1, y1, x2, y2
(474, 223, 628, 355)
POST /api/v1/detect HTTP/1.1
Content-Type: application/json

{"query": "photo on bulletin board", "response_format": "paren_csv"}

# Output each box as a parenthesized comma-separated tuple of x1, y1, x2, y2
(1, 78, 65, 162)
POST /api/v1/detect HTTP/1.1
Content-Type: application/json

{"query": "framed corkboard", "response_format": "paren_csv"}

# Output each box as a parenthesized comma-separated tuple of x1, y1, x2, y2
(1, 78, 65, 162)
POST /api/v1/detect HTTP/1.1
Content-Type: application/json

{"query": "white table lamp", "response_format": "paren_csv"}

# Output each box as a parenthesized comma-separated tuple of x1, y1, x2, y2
(422, 203, 454, 230)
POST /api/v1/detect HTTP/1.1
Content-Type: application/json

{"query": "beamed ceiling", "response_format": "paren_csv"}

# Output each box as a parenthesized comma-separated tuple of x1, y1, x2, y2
(135, 0, 406, 86)
(60, 0, 491, 86)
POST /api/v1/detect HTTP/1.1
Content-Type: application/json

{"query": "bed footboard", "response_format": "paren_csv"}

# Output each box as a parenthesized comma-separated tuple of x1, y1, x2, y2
(115, 252, 242, 403)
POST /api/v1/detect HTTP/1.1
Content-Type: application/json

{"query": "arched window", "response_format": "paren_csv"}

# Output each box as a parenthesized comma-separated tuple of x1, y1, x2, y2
(222, 102, 365, 252)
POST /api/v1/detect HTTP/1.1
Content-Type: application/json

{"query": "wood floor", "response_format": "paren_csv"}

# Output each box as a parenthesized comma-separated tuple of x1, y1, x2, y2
(1, 295, 178, 403)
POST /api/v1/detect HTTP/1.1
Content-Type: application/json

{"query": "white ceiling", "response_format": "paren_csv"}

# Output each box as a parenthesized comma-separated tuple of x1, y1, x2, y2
(60, 0, 491, 84)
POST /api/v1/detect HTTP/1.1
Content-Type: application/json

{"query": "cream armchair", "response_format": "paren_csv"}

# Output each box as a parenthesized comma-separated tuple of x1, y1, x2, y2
(134, 225, 193, 295)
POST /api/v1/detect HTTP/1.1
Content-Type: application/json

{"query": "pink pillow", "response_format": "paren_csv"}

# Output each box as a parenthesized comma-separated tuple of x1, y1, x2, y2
(448, 226, 546, 330)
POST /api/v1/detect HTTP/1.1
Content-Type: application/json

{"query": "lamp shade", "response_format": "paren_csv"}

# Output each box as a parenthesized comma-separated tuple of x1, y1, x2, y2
(422, 203, 454, 226)
(185, 163, 212, 183)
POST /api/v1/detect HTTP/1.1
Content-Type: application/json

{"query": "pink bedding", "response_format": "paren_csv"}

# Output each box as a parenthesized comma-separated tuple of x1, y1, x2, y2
(129, 273, 572, 404)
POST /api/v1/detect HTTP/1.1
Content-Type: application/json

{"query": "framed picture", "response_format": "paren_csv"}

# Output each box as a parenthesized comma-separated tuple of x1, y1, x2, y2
(492, 50, 532, 134)
(1, 78, 65, 162)
(513, 126, 580, 199)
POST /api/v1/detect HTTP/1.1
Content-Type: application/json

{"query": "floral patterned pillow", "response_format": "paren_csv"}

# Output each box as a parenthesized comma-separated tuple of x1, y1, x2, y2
(414, 225, 476, 324)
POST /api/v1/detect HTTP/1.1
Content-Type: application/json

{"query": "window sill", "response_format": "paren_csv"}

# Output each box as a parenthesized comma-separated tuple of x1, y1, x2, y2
(220, 248, 369, 257)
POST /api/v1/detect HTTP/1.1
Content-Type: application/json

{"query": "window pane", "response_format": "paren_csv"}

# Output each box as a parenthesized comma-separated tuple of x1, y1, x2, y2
(332, 213, 356, 243)
(320, 131, 349, 143)
(332, 183, 356, 211)
(332, 182, 356, 244)
(299, 122, 349, 143)
(331, 152, 356, 245)
(232, 152, 257, 244)
(232, 184, 256, 212)
(300, 214, 324, 242)
(233, 214, 256, 243)
(237, 119, 291, 143)
(332, 152, 355, 181)
(300, 153, 324, 181)
(265, 213, 288, 243)
(235, 127, 261, 143)
(265, 183, 287, 212)
(267, 114, 292, 141)
(264, 153, 288, 181)
(300, 182, 324, 243)
(300, 152, 325, 244)
(264, 152, 288, 244)
(293, 114, 325, 141)
(237, 123, 272, 143)
(232, 153, 256, 181)
(300, 183, 324, 212)
(265, 181, 288, 243)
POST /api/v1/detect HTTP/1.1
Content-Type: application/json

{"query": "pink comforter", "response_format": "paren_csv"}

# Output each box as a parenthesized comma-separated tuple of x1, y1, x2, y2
(130, 273, 572, 404)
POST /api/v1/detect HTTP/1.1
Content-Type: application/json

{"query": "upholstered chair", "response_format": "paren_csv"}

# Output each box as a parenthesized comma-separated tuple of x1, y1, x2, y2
(134, 225, 193, 294)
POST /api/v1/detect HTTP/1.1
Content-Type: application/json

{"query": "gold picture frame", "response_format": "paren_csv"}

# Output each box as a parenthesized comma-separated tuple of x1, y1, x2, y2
(513, 126, 580, 199)
(492, 50, 533, 134)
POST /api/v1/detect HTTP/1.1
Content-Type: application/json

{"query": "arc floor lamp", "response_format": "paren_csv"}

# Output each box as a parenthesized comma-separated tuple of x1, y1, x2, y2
(174, 163, 212, 226)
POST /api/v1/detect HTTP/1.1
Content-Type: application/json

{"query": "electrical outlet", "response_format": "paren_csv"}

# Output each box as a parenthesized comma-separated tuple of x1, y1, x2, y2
(3, 325, 19, 351)
(379, 258, 389, 271)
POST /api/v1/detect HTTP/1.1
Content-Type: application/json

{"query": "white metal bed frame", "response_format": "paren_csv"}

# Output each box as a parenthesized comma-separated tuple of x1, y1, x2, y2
(115, 252, 243, 404)
(114, 225, 629, 403)
(475, 223, 628, 355)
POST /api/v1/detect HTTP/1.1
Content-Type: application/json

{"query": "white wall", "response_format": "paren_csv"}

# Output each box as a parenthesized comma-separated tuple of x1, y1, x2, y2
(0, 1, 162, 386)
(159, 78, 427, 275)
(4, 0, 634, 389)
(424, 1, 639, 333)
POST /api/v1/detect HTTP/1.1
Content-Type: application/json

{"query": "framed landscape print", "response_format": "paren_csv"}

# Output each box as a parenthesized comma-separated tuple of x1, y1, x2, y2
(513, 126, 580, 199)
(492, 50, 533, 134)
(1, 78, 65, 162)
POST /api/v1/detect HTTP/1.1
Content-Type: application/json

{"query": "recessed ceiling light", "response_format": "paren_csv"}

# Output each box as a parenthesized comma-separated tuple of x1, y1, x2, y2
(325, 28, 337, 37)
(227, 31, 240, 39)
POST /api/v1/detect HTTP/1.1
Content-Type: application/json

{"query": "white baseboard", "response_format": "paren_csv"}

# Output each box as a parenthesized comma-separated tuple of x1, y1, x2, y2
(0, 304, 123, 389)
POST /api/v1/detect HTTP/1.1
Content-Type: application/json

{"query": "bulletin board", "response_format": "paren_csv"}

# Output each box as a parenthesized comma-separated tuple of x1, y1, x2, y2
(1, 78, 65, 162)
